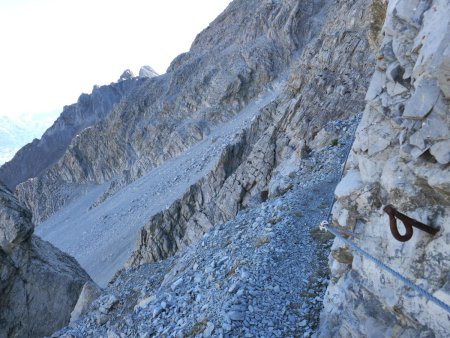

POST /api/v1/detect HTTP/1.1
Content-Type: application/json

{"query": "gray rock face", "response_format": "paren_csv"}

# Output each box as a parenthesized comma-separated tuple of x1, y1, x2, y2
(0, 183, 33, 250)
(118, 69, 134, 81)
(26, 0, 380, 288)
(0, 182, 91, 338)
(139, 65, 158, 78)
(129, 0, 380, 269)
(0, 75, 143, 191)
(51, 114, 356, 337)
(70, 281, 102, 325)
(15, 0, 334, 225)
(319, 0, 450, 337)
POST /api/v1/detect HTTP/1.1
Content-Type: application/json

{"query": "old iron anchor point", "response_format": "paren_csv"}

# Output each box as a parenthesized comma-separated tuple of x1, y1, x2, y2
(383, 205, 440, 242)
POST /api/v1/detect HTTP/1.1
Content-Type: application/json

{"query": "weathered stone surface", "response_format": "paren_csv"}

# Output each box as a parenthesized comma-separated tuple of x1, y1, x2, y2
(139, 65, 158, 78)
(118, 69, 134, 81)
(437, 45, 450, 98)
(128, 0, 380, 269)
(430, 140, 450, 165)
(319, 1, 450, 337)
(0, 182, 91, 338)
(16, 0, 334, 225)
(0, 182, 33, 250)
(70, 281, 102, 325)
(403, 79, 440, 120)
(0, 74, 143, 192)
(334, 170, 364, 199)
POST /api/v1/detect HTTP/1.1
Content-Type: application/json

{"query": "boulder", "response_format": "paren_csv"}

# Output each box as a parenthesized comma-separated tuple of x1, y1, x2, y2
(0, 182, 91, 338)
(70, 281, 102, 325)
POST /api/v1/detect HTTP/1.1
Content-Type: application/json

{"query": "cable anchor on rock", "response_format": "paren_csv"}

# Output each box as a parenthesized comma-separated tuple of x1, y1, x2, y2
(383, 205, 440, 242)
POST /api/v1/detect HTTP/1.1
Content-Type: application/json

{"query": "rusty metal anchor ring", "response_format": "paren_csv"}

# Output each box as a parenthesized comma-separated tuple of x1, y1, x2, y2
(383, 205, 440, 242)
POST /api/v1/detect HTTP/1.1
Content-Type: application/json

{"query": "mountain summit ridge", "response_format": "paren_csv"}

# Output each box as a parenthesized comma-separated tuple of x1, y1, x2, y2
(0, 72, 145, 191)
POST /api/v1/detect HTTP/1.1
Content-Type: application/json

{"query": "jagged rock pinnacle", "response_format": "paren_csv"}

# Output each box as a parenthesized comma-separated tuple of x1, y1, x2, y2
(119, 69, 134, 81)
(139, 65, 158, 78)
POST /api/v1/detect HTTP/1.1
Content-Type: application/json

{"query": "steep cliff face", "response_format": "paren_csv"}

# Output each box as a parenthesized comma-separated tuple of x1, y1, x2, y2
(129, 0, 382, 269)
(319, 0, 450, 336)
(16, 0, 330, 224)
(30, 0, 382, 287)
(0, 75, 143, 191)
(0, 182, 91, 338)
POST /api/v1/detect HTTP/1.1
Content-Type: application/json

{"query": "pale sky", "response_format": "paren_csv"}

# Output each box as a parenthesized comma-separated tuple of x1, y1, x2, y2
(0, 0, 232, 119)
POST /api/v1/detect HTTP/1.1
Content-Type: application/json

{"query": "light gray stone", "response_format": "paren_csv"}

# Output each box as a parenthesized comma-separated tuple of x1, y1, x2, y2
(334, 170, 363, 199)
(437, 45, 450, 98)
(70, 281, 102, 324)
(0, 182, 91, 337)
(365, 70, 386, 101)
(228, 311, 245, 321)
(204, 322, 215, 337)
(386, 82, 408, 96)
(430, 140, 450, 164)
(171, 278, 183, 291)
(99, 295, 119, 314)
(403, 79, 440, 120)
(139, 65, 158, 79)
(0, 183, 33, 251)
(320, 1, 450, 337)
(386, 62, 402, 82)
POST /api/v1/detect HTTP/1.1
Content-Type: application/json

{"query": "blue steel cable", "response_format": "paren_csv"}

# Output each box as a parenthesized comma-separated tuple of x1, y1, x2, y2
(322, 222, 450, 314)
(323, 116, 450, 314)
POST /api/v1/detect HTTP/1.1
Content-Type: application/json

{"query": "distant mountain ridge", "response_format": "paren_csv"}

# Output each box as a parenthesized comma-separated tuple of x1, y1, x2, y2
(0, 69, 156, 190)
(0, 113, 59, 165)
(13, 0, 326, 225)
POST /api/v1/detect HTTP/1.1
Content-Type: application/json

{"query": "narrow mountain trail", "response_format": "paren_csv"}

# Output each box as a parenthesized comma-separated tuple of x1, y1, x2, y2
(55, 116, 358, 337)
(36, 78, 285, 286)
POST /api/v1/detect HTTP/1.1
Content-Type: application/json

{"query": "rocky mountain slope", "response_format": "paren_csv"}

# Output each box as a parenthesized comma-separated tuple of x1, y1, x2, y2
(14, 0, 333, 225)
(2, 0, 448, 337)
(318, 0, 450, 337)
(35, 82, 282, 286)
(54, 117, 356, 337)
(0, 182, 91, 337)
(0, 69, 153, 191)
(32, 0, 386, 336)
(33, 0, 379, 290)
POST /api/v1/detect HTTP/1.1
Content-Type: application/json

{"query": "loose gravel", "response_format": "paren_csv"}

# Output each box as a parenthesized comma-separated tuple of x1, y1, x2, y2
(54, 116, 358, 338)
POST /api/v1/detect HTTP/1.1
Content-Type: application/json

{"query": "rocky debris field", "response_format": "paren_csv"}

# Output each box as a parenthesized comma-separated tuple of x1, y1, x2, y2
(54, 116, 358, 337)
(35, 81, 282, 287)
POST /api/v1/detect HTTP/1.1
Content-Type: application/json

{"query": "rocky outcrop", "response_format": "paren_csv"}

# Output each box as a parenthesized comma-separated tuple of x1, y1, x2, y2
(319, 0, 450, 337)
(139, 65, 158, 78)
(129, 0, 382, 268)
(15, 0, 334, 224)
(0, 182, 91, 338)
(0, 74, 143, 191)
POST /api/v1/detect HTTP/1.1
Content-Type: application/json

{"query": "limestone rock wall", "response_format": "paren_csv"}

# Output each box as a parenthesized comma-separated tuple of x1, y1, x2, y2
(319, 0, 450, 336)
(0, 182, 91, 338)
(129, 0, 381, 269)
